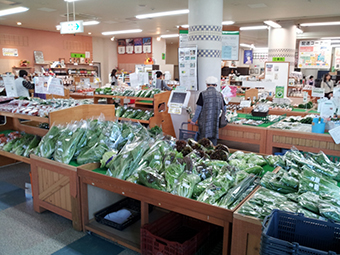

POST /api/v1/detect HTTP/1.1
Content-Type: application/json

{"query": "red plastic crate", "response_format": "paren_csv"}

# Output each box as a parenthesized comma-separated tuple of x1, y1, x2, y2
(141, 212, 211, 255)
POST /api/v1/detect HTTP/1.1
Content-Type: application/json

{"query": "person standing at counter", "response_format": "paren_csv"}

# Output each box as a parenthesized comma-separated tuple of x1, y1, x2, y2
(110, 69, 118, 86)
(155, 71, 172, 91)
(15, 70, 34, 97)
(307, 75, 315, 86)
(190, 76, 225, 145)
(321, 73, 335, 99)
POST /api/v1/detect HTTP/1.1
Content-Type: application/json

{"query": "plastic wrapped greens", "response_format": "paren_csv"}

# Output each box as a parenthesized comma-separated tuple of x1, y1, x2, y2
(138, 167, 166, 191)
(100, 150, 118, 168)
(23, 135, 41, 157)
(260, 171, 297, 194)
(265, 155, 280, 167)
(36, 125, 61, 158)
(77, 143, 109, 165)
(192, 176, 213, 199)
(298, 192, 320, 213)
(173, 169, 201, 198)
(319, 202, 340, 222)
(219, 174, 257, 209)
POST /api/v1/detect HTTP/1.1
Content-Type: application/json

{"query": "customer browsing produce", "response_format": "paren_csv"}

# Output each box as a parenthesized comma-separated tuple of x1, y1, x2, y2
(15, 70, 34, 97)
(190, 76, 226, 146)
(155, 71, 172, 91)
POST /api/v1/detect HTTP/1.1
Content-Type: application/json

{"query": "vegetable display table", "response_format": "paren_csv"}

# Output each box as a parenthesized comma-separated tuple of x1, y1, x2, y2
(93, 91, 176, 137)
(77, 163, 260, 255)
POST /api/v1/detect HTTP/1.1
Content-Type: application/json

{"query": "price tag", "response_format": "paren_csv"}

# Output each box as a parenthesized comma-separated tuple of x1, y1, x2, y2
(320, 101, 336, 118)
(329, 125, 340, 144)
(240, 100, 251, 108)
(312, 88, 325, 98)
(303, 91, 308, 103)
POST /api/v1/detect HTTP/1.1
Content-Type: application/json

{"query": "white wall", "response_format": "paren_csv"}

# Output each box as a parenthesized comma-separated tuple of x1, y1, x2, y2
(92, 37, 118, 84)
(152, 37, 174, 79)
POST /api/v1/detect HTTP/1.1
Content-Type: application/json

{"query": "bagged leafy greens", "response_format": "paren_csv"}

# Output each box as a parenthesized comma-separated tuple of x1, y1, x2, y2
(36, 125, 61, 158)
(138, 167, 166, 191)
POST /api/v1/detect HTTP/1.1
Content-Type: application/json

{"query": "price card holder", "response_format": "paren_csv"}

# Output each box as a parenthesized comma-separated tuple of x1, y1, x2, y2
(303, 91, 308, 103)
(312, 88, 325, 98)
(168, 103, 182, 115)
(329, 126, 340, 144)
(240, 100, 251, 108)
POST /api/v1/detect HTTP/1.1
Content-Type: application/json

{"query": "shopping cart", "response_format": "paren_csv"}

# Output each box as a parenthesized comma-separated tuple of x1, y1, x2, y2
(178, 122, 199, 141)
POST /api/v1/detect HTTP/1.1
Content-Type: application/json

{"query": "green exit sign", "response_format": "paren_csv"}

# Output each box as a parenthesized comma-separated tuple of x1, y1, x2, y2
(71, 53, 85, 58)
(273, 57, 285, 62)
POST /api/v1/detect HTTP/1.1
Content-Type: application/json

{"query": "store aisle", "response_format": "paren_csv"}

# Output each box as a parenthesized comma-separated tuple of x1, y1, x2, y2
(0, 163, 139, 255)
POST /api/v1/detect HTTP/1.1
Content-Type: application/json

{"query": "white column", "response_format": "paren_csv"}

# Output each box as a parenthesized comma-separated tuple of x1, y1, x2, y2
(188, 0, 223, 109)
(268, 21, 296, 72)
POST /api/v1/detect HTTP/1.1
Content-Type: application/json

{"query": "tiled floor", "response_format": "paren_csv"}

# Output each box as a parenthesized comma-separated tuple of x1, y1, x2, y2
(0, 162, 139, 255)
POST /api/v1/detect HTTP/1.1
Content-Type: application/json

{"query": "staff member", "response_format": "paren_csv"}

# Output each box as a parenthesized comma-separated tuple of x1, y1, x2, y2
(307, 75, 315, 86)
(155, 71, 172, 91)
(190, 76, 225, 145)
(15, 70, 34, 97)
(110, 69, 118, 86)
(321, 73, 335, 99)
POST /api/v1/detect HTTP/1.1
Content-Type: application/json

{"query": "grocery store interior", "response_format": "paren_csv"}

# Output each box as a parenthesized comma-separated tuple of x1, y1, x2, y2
(1, 0, 340, 255)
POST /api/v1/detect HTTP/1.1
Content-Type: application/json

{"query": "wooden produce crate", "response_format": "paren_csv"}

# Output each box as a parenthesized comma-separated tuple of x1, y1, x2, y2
(230, 167, 280, 255)
(77, 163, 260, 255)
(30, 155, 82, 231)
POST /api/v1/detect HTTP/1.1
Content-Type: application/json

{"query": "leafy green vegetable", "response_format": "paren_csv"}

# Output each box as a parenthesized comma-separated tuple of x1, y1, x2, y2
(37, 125, 61, 158)
(138, 167, 166, 191)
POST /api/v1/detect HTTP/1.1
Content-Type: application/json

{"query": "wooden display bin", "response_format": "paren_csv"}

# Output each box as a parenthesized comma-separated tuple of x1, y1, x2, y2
(30, 155, 82, 231)
(77, 163, 260, 254)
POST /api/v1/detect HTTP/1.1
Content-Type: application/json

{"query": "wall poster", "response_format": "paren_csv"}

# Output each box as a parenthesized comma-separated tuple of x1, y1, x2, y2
(335, 48, 340, 70)
(117, 39, 126, 54)
(244, 50, 253, 64)
(126, 39, 134, 54)
(178, 46, 198, 91)
(143, 37, 152, 53)
(298, 40, 332, 69)
(221, 31, 239, 61)
(134, 38, 142, 54)
(265, 62, 290, 97)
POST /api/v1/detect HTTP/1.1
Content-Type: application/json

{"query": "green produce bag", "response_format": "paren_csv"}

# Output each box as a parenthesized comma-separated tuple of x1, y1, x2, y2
(37, 125, 61, 158)
(298, 192, 320, 213)
(138, 167, 166, 191)
(173, 170, 201, 199)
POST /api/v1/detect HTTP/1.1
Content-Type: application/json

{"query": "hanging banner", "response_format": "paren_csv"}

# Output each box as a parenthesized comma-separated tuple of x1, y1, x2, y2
(143, 37, 152, 53)
(134, 38, 142, 54)
(221, 31, 239, 61)
(178, 46, 198, 91)
(117, 39, 126, 54)
(244, 50, 253, 64)
(298, 40, 332, 69)
(126, 39, 134, 54)
(2, 75, 17, 97)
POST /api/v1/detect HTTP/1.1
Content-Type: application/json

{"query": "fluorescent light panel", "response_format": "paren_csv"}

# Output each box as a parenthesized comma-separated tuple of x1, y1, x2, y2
(102, 29, 142, 35)
(222, 21, 235, 25)
(240, 43, 254, 48)
(300, 21, 340, 27)
(177, 24, 189, 28)
(296, 27, 303, 34)
(64, 0, 78, 2)
(136, 9, 189, 19)
(83, 20, 100, 25)
(160, 34, 179, 38)
(0, 7, 29, 17)
(240, 25, 268, 30)
(321, 37, 340, 40)
(264, 20, 281, 28)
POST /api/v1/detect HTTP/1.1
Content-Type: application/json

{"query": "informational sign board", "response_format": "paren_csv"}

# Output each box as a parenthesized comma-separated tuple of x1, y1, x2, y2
(34, 77, 49, 94)
(143, 38, 152, 53)
(178, 46, 198, 91)
(275, 86, 285, 98)
(2, 48, 18, 57)
(329, 126, 340, 144)
(179, 30, 189, 48)
(60, 20, 84, 34)
(265, 62, 289, 97)
(47, 78, 64, 96)
(71, 53, 85, 58)
(312, 88, 325, 98)
(221, 31, 239, 61)
(320, 101, 335, 118)
(134, 38, 143, 54)
(34, 51, 44, 64)
(126, 39, 134, 54)
(273, 57, 285, 62)
(298, 40, 332, 69)
(2, 75, 17, 97)
(117, 39, 126, 54)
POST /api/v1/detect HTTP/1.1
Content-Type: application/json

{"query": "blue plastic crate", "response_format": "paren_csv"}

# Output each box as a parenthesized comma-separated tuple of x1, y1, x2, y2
(260, 210, 340, 255)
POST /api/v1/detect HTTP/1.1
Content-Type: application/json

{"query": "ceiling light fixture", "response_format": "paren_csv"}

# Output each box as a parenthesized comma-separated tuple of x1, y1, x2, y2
(157, 37, 161, 41)
(83, 20, 100, 26)
(240, 43, 254, 48)
(264, 20, 281, 28)
(64, 0, 78, 2)
(254, 47, 268, 51)
(176, 24, 189, 28)
(240, 25, 268, 30)
(296, 27, 303, 34)
(222, 21, 235, 25)
(0, 7, 29, 17)
(321, 37, 340, 40)
(300, 21, 340, 27)
(110, 37, 115, 41)
(136, 9, 189, 19)
(160, 34, 179, 38)
(56, 25, 61, 30)
(88, 32, 91, 35)
(102, 29, 142, 35)
(17, 22, 22, 25)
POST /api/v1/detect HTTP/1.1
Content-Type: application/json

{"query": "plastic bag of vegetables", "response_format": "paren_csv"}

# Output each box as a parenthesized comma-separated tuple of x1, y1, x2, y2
(138, 167, 166, 191)
(297, 192, 320, 213)
(36, 125, 61, 158)
(172, 166, 200, 199)
(318, 202, 340, 222)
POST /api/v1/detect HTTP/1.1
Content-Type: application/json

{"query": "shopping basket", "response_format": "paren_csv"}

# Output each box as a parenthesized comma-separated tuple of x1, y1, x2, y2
(260, 209, 340, 255)
(179, 122, 199, 141)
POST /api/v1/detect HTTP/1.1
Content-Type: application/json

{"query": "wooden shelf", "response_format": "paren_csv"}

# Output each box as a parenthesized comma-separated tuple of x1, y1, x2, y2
(0, 150, 30, 164)
(118, 117, 149, 124)
(93, 94, 154, 101)
(0, 111, 49, 123)
(12, 67, 32, 69)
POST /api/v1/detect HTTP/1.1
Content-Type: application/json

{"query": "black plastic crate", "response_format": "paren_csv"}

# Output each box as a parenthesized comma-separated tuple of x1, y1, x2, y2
(260, 210, 340, 255)
(95, 197, 152, 231)
(251, 110, 269, 117)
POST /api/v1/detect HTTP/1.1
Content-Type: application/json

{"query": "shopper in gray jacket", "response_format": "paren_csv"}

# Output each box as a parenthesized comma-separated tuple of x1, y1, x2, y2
(155, 71, 172, 91)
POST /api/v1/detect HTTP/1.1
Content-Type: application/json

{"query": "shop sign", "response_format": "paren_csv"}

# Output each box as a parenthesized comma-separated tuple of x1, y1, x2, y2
(275, 86, 285, 98)
(2, 48, 18, 57)
(60, 20, 84, 34)
(272, 57, 285, 62)
(71, 53, 85, 58)
(312, 88, 325, 98)
(221, 31, 239, 61)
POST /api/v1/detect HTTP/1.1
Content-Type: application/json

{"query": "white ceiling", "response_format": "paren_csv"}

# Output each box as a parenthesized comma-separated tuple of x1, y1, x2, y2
(0, 0, 340, 47)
